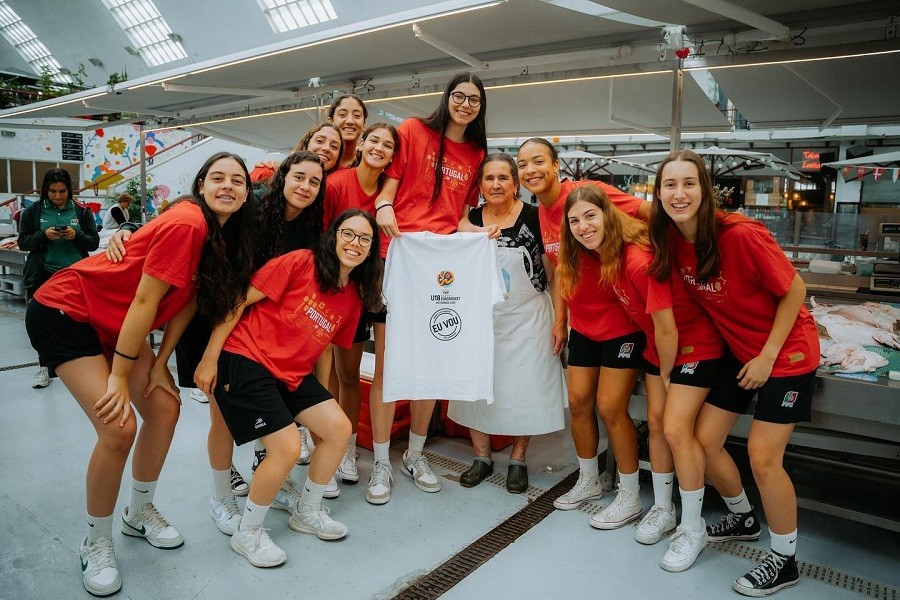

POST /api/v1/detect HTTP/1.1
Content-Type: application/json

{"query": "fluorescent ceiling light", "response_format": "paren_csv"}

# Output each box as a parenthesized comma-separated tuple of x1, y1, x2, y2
(257, 0, 338, 34)
(0, 1, 73, 83)
(99, 0, 187, 67)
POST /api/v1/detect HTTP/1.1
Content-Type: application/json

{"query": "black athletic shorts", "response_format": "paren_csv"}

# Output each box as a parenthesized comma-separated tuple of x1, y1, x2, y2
(365, 307, 387, 325)
(353, 311, 370, 344)
(644, 357, 720, 389)
(567, 329, 646, 369)
(214, 350, 333, 445)
(705, 350, 815, 424)
(25, 300, 104, 370)
(174, 313, 212, 388)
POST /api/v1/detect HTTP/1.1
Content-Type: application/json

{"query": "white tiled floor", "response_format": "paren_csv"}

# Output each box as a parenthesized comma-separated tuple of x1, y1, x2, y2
(1, 295, 897, 600)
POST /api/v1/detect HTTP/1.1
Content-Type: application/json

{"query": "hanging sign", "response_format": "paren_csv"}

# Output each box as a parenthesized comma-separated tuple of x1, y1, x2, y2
(800, 151, 821, 171)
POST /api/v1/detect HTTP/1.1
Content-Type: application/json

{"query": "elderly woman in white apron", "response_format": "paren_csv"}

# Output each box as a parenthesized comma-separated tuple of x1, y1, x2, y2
(452, 153, 566, 493)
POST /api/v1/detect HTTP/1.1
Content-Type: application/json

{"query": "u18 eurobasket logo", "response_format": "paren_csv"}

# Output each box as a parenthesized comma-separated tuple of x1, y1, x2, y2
(618, 342, 634, 358)
(781, 390, 799, 408)
(437, 271, 455, 287)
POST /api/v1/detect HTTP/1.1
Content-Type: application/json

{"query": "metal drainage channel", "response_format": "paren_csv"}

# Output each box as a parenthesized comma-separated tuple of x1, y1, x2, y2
(0, 362, 38, 372)
(394, 450, 898, 600)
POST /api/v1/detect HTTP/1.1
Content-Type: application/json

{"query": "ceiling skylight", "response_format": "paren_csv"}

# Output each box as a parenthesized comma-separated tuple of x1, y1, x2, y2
(0, 1, 73, 83)
(257, 0, 338, 34)
(99, 0, 187, 67)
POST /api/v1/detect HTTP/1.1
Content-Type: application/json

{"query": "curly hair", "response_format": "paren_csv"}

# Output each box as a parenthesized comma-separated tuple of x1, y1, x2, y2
(648, 150, 720, 283)
(190, 152, 256, 324)
(255, 151, 326, 267)
(315, 209, 383, 312)
(420, 72, 488, 202)
(557, 183, 649, 298)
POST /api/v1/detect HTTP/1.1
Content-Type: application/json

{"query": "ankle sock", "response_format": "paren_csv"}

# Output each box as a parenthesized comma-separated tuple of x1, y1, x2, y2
(618, 469, 640, 493)
(679, 487, 705, 532)
(212, 467, 232, 499)
(577, 455, 599, 479)
(128, 479, 156, 515)
(474, 456, 492, 465)
(651, 470, 675, 509)
(407, 432, 427, 459)
(509, 459, 526, 466)
(87, 514, 114, 542)
(300, 478, 326, 510)
(373, 441, 390, 463)
(239, 499, 268, 531)
(722, 490, 752, 514)
(770, 529, 797, 556)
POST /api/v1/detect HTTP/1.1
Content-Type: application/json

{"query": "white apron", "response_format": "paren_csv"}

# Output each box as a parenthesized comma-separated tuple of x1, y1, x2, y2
(448, 246, 566, 435)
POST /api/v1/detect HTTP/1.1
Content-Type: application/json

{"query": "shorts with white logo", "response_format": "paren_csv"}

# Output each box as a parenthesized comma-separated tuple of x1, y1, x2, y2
(215, 350, 333, 445)
(567, 329, 646, 369)
(705, 350, 814, 424)
(644, 357, 720, 388)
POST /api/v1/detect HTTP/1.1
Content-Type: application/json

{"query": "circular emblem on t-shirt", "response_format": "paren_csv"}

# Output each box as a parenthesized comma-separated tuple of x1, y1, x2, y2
(429, 308, 461, 341)
(437, 271, 454, 287)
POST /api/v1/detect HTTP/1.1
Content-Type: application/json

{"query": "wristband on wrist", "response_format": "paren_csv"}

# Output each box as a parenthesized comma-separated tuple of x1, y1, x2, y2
(114, 349, 139, 361)
(375, 203, 394, 213)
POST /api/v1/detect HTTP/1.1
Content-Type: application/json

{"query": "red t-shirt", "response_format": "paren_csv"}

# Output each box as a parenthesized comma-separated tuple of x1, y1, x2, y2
(539, 179, 645, 266)
(671, 215, 819, 376)
(568, 253, 639, 343)
(224, 250, 360, 391)
(380, 118, 484, 257)
(323, 167, 378, 227)
(612, 243, 724, 366)
(35, 201, 207, 350)
(250, 165, 275, 183)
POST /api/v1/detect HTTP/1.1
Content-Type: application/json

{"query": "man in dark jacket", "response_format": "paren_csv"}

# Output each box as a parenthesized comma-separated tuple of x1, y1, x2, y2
(17, 168, 100, 388)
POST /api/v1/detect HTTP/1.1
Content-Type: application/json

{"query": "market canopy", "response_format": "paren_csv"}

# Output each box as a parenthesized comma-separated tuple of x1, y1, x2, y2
(824, 151, 900, 182)
(610, 146, 804, 179)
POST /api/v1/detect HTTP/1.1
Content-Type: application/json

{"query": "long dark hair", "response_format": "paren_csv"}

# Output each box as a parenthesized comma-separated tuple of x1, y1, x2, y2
(256, 151, 327, 267)
(315, 209, 383, 312)
(294, 122, 344, 172)
(190, 152, 256, 324)
(419, 72, 488, 202)
(40, 168, 73, 201)
(648, 150, 720, 283)
(355, 122, 400, 184)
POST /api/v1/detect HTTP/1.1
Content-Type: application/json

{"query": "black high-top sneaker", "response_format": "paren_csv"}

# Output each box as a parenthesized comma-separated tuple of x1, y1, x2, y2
(706, 507, 762, 542)
(733, 551, 799, 596)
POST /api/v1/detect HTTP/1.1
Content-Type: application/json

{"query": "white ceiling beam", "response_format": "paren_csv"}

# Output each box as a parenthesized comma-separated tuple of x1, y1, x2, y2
(161, 82, 298, 99)
(680, 0, 789, 39)
(412, 24, 489, 70)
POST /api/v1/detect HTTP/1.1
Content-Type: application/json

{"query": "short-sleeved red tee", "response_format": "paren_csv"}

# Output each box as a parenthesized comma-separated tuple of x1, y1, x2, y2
(323, 167, 378, 227)
(671, 215, 819, 376)
(224, 250, 361, 391)
(380, 118, 484, 257)
(35, 201, 207, 350)
(567, 253, 639, 342)
(612, 243, 724, 366)
(539, 179, 646, 266)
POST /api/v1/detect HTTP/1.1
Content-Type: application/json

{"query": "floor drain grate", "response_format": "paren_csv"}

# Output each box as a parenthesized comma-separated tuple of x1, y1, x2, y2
(0, 361, 39, 372)
(390, 469, 580, 600)
(709, 540, 898, 599)
(424, 451, 549, 500)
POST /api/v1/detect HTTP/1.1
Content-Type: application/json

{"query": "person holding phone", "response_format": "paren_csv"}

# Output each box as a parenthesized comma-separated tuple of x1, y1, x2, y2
(18, 168, 100, 389)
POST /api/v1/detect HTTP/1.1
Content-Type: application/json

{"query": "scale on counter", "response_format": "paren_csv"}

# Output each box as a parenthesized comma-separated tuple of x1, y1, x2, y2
(871, 223, 900, 294)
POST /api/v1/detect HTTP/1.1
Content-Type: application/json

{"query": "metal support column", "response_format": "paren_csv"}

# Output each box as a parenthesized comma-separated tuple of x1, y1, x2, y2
(669, 62, 684, 152)
(139, 124, 147, 223)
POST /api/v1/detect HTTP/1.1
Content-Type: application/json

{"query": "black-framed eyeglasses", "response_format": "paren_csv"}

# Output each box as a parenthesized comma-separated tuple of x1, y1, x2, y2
(449, 91, 482, 108)
(338, 228, 373, 247)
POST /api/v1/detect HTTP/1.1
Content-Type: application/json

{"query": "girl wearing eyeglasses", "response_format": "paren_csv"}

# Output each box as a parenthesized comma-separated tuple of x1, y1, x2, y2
(322, 123, 399, 493)
(368, 72, 487, 505)
(194, 209, 383, 568)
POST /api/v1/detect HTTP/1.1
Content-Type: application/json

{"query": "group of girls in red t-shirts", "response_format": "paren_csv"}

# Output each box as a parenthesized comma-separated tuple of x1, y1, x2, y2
(27, 69, 815, 598)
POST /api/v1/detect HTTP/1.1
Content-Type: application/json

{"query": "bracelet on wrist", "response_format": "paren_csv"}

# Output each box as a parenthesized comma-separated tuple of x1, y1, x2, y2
(114, 349, 139, 361)
(375, 203, 394, 213)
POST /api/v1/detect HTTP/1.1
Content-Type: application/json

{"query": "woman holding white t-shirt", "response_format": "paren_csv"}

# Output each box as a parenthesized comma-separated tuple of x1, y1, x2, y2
(368, 72, 487, 505)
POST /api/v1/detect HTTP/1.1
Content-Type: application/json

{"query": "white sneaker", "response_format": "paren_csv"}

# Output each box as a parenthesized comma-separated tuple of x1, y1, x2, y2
(366, 460, 393, 505)
(32, 367, 50, 389)
(553, 472, 603, 510)
(298, 426, 313, 465)
(660, 524, 708, 572)
(338, 446, 359, 483)
(590, 486, 642, 530)
(230, 526, 286, 568)
(209, 494, 242, 536)
(121, 503, 184, 548)
(634, 504, 677, 545)
(323, 475, 340, 499)
(288, 504, 348, 540)
(80, 536, 121, 597)
(190, 388, 208, 403)
(271, 480, 302, 513)
(402, 450, 442, 492)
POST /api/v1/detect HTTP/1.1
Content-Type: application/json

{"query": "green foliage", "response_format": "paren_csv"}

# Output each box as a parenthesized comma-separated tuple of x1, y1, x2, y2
(124, 178, 158, 217)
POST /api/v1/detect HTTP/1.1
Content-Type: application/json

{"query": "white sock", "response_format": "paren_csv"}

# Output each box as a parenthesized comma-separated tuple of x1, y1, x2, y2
(254, 439, 266, 453)
(407, 432, 427, 459)
(770, 529, 797, 557)
(618, 469, 640, 492)
(212, 467, 232, 499)
(129, 479, 156, 515)
(651, 471, 674, 509)
(577, 455, 599, 479)
(373, 441, 391, 463)
(239, 499, 268, 531)
(679, 487, 705, 532)
(300, 478, 326, 510)
(87, 514, 114, 543)
(348, 433, 357, 451)
(722, 490, 752, 514)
